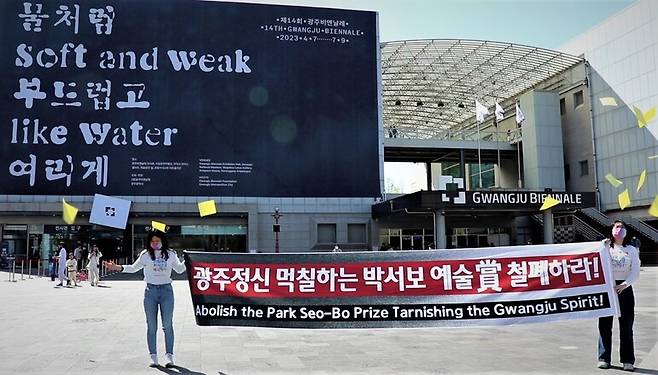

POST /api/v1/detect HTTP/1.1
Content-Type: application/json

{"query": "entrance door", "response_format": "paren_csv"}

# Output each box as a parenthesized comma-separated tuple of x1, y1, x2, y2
(401, 235, 412, 250)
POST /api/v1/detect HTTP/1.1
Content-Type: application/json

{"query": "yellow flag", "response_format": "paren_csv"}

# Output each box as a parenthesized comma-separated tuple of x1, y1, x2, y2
(151, 220, 167, 232)
(636, 170, 647, 192)
(198, 199, 217, 217)
(634, 106, 656, 128)
(62, 199, 78, 225)
(599, 97, 617, 106)
(649, 195, 658, 217)
(618, 189, 631, 210)
(604, 173, 623, 188)
(540, 196, 560, 211)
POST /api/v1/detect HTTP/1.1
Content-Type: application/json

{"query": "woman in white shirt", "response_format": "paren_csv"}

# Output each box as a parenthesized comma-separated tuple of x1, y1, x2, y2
(598, 220, 641, 372)
(104, 231, 186, 368)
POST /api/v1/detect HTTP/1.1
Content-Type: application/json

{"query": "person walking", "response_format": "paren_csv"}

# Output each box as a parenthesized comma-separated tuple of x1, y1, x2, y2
(87, 245, 102, 286)
(598, 220, 641, 372)
(49, 251, 58, 281)
(103, 231, 186, 368)
(56, 243, 67, 287)
(66, 252, 78, 287)
(74, 242, 83, 270)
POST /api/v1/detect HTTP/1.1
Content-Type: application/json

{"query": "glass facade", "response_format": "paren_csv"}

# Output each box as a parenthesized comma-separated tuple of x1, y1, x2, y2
(378, 228, 434, 250)
(469, 163, 495, 189)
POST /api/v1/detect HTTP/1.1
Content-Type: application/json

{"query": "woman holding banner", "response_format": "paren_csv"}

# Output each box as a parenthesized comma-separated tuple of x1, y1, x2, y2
(598, 220, 640, 372)
(103, 231, 186, 368)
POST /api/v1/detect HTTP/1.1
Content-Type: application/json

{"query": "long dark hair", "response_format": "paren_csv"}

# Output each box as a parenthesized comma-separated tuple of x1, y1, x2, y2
(146, 231, 169, 261)
(608, 220, 631, 248)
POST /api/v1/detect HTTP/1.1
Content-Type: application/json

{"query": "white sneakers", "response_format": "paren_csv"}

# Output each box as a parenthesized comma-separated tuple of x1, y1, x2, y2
(148, 353, 175, 368)
(165, 353, 175, 368)
(597, 361, 634, 372)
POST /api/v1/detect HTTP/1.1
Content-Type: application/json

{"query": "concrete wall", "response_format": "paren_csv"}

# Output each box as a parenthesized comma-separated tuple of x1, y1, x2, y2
(560, 81, 596, 193)
(520, 90, 566, 190)
(0, 195, 375, 253)
(560, 0, 658, 214)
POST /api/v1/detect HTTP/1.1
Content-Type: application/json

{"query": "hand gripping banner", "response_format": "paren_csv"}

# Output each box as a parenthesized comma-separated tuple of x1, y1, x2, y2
(184, 242, 619, 329)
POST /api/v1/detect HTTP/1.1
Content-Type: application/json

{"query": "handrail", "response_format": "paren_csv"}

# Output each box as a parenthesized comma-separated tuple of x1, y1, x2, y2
(532, 213, 603, 242)
(623, 216, 658, 242)
(572, 215, 604, 241)
(580, 207, 613, 226)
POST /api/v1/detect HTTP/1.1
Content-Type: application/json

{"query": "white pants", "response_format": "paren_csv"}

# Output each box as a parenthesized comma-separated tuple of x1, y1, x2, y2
(89, 266, 99, 284)
(58, 263, 67, 283)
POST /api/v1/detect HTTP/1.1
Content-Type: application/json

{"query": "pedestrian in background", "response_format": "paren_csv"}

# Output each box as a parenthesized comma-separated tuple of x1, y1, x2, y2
(74, 242, 83, 270)
(49, 251, 57, 281)
(66, 252, 78, 287)
(56, 243, 67, 287)
(87, 245, 102, 286)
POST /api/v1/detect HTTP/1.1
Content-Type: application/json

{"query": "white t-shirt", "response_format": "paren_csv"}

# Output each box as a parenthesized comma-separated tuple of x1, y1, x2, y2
(87, 252, 102, 268)
(608, 244, 641, 286)
(121, 249, 186, 285)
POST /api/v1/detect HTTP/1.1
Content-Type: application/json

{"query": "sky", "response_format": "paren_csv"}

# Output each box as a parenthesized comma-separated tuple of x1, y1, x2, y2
(227, 0, 633, 49)
(225, 0, 634, 192)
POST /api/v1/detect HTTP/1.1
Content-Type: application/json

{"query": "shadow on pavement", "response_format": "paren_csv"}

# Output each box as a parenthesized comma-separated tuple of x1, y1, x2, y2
(634, 368, 658, 374)
(154, 365, 207, 375)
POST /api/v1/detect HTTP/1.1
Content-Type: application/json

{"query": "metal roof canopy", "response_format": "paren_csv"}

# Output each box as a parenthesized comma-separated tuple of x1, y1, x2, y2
(381, 39, 584, 139)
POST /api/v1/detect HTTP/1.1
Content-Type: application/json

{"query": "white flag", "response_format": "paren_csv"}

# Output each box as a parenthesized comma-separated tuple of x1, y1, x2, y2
(475, 100, 489, 123)
(515, 102, 525, 125)
(495, 102, 505, 121)
(89, 194, 132, 229)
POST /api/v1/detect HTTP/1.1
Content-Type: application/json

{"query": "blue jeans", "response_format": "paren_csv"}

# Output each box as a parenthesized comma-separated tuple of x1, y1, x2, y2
(598, 282, 635, 364)
(144, 283, 175, 355)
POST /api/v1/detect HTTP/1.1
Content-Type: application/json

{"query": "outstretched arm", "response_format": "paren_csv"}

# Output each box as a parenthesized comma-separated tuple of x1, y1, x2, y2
(103, 253, 145, 273)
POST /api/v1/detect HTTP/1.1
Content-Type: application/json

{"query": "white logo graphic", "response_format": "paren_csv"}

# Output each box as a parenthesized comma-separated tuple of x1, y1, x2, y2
(438, 175, 466, 204)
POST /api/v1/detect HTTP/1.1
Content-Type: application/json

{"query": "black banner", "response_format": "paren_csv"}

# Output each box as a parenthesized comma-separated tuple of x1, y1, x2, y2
(0, 0, 380, 197)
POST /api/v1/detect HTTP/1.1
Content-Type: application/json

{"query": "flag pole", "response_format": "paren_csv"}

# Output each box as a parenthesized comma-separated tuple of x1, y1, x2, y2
(516, 101, 523, 188)
(517, 125, 522, 188)
(477, 120, 482, 189)
(494, 100, 501, 187)
(495, 117, 500, 186)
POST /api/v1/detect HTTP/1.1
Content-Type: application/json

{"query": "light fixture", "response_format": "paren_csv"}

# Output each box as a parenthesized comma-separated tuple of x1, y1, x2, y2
(417, 100, 423, 106)
(458, 103, 465, 109)
(438, 100, 444, 107)
(395, 100, 401, 106)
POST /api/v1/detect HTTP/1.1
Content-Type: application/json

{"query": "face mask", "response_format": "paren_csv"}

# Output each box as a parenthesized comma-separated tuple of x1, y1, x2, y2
(612, 227, 626, 240)
(151, 242, 162, 250)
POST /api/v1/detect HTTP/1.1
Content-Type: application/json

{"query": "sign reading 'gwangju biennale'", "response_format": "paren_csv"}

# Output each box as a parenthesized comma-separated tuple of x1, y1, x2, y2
(0, 0, 380, 197)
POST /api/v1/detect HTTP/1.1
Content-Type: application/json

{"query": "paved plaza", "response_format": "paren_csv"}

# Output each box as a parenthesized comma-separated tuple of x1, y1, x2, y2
(0, 267, 656, 375)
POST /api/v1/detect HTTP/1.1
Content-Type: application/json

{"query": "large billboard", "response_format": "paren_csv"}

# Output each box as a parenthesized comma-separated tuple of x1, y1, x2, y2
(0, 0, 380, 197)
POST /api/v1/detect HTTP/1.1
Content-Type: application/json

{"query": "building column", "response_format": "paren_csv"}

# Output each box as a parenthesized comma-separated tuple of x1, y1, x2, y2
(459, 149, 466, 179)
(543, 209, 554, 244)
(370, 219, 380, 251)
(426, 162, 432, 190)
(434, 210, 446, 249)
